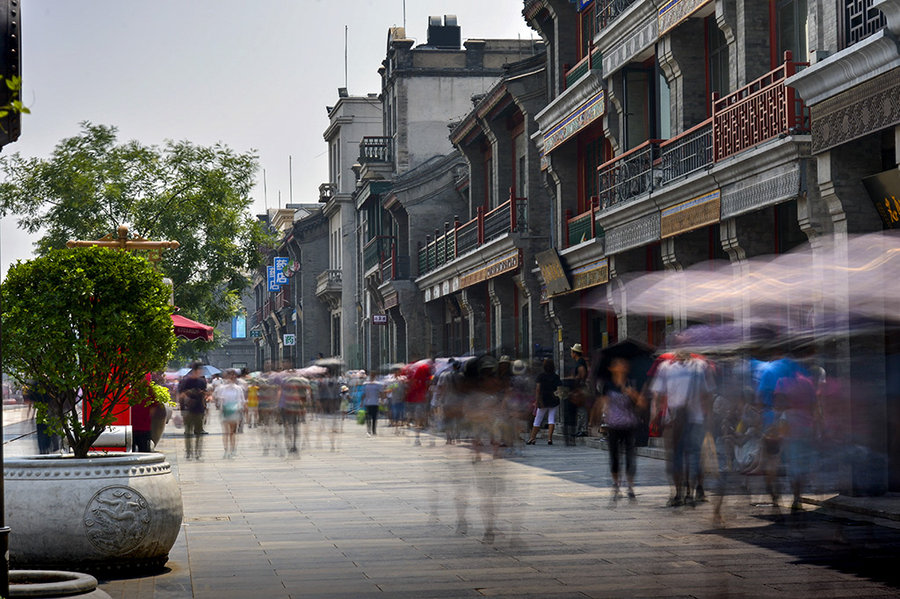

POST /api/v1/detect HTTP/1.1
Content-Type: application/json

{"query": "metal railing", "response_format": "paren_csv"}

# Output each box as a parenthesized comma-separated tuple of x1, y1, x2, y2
(417, 190, 525, 276)
(712, 52, 810, 161)
(595, 55, 810, 207)
(597, 140, 662, 208)
(595, 0, 638, 33)
(359, 136, 393, 163)
(659, 119, 713, 185)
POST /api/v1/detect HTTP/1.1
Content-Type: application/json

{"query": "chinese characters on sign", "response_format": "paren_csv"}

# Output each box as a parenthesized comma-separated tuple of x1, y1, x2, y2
(268, 257, 290, 292)
(283, 334, 296, 346)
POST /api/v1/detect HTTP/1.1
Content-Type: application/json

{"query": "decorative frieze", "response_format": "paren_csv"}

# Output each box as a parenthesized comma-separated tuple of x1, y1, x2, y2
(810, 67, 900, 153)
(661, 189, 721, 238)
(569, 258, 610, 293)
(605, 213, 661, 255)
(720, 168, 802, 219)
(542, 91, 605, 154)
(602, 17, 658, 77)
(658, 0, 713, 36)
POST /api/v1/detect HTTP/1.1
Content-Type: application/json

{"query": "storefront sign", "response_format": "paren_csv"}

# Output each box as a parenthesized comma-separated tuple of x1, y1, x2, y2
(283, 334, 296, 346)
(536, 248, 571, 296)
(372, 314, 388, 325)
(658, 0, 713, 35)
(863, 169, 900, 230)
(542, 91, 605, 154)
(660, 189, 721, 238)
(570, 258, 609, 292)
(458, 249, 520, 289)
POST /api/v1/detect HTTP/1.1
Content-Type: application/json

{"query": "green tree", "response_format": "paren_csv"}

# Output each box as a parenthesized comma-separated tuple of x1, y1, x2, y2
(0, 122, 272, 355)
(1, 247, 176, 457)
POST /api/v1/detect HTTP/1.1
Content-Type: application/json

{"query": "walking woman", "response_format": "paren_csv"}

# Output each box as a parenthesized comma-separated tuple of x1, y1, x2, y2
(595, 357, 645, 501)
(527, 359, 561, 445)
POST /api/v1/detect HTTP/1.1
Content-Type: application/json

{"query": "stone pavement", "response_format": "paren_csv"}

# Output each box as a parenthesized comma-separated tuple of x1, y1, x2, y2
(4, 405, 900, 598)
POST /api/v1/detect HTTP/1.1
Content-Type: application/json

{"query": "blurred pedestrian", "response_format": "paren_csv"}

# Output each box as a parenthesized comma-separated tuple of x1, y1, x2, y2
(594, 357, 645, 502)
(361, 371, 384, 436)
(215, 369, 247, 458)
(281, 376, 308, 454)
(650, 350, 715, 507)
(527, 359, 561, 445)
(178, 362, 209, 460)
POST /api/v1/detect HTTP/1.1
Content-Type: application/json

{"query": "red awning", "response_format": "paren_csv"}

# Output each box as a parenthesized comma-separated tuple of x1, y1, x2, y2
(171, 314, 214, 342)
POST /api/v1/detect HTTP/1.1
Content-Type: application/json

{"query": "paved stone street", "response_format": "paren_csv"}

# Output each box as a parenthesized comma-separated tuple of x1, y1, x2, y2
(4, 406, 900, 598)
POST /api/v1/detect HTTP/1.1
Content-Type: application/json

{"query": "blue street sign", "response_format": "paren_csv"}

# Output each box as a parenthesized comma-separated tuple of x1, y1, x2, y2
(274, 256, 289, 284)
(267, 266, 279, 292)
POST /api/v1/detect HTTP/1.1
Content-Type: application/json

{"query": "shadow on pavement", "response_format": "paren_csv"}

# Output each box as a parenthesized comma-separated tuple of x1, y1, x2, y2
(701, 510, 900, 588)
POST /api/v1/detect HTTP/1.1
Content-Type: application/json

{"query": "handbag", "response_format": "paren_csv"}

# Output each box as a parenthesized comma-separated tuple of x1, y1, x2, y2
(172, 410, 184, 429)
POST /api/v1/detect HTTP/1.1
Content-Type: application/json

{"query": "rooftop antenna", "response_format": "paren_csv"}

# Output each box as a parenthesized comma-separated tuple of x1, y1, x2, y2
(278, 190, 282, 210)
(402, 0, 406, 30)
(344, 25, 348, 90)
(263, 168, 268, 212)
(289, 155, 293, 205)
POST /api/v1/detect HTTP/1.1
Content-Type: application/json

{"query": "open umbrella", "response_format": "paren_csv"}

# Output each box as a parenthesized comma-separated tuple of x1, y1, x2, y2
(171, 314, 214, 342)
(176, 364, 222, 378)
(592, 338, 656, 387)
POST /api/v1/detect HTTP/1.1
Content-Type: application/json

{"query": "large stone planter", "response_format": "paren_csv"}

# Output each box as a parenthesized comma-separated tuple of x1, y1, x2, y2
(4, 453, 183, 572)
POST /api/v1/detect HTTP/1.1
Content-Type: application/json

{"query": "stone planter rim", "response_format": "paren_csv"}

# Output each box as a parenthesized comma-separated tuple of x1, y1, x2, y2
(9, 569, 99, 597)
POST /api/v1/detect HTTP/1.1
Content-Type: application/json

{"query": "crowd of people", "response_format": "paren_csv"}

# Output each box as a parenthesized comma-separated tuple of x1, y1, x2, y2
(166, 336, 864, 530)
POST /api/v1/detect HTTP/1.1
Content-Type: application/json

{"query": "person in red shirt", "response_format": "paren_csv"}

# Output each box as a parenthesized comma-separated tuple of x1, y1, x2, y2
(404, 359, 433, 446)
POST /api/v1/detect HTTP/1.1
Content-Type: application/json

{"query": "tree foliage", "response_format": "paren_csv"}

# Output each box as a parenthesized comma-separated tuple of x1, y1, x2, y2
(1, 247, 176, 457)
(0, 122, 272, 353)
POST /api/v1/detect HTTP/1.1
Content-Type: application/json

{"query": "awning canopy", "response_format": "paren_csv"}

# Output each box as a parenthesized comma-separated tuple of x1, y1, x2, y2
(171, 314, 214, 342)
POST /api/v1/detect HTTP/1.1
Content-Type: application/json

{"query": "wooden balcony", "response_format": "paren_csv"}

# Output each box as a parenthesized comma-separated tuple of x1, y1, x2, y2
(363, 235, 394, 274)
(417, 189, 525, 276)
(597, 54, 809, 208)
(565, 198, 601, 247)
(563, 46, 602, 89)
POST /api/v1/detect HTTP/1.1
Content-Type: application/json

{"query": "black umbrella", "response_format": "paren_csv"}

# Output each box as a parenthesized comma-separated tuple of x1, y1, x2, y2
(592, 338, 655, 387)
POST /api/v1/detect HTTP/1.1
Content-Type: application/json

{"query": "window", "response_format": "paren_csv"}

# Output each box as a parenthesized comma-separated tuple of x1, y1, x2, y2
(579, 1, 596, 60)
(706, 16, 729, 112)
(775, 0, 808, 64)
(623, 59, 670, 149)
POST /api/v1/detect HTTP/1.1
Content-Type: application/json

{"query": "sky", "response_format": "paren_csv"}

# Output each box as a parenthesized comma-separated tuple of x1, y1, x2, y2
(0, 0, 537, 279)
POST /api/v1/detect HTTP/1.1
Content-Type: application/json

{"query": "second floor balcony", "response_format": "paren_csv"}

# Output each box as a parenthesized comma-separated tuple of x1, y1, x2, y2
(363, 235, 394, 274)
(417, 193, 525, 276)
(315, 269, 342, 308)
(359, 136, 393, 164)
(598, 53, 810, 209)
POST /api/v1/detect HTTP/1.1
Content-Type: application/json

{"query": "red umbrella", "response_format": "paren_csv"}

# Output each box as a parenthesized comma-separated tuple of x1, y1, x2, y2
(171, 314, 214, 342)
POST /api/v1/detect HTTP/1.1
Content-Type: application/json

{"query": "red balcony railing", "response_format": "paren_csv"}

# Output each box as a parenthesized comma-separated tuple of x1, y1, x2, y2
(712, 51, 810, 161)
(596, 54, 809, 207)
(417, 189, 525, 276)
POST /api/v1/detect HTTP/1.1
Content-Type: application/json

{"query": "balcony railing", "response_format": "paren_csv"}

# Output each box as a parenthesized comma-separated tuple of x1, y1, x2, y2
(712, 51, 810, 161)
(359, 136, 392, 163)
(563, 46, 602, 89)
(840, 0, 887, 50)
(315, 269, 342, 295)
(596, 0, 638, 33)
(565, 197, 601, 247)
(598, 140, 662, 208)
(363, 235, 394, 273)
(596, 54, 810, 207)
(659, 119, 713, 185)
(318, 182, 336, 203)
(417, 190, 525, 276)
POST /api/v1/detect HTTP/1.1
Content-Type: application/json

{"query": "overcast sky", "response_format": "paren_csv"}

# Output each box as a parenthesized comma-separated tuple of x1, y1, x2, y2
(0, 0, 536, 278)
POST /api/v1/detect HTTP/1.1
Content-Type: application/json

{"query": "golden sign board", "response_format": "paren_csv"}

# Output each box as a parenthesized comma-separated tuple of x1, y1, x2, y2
(660, 189, 721, 239)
